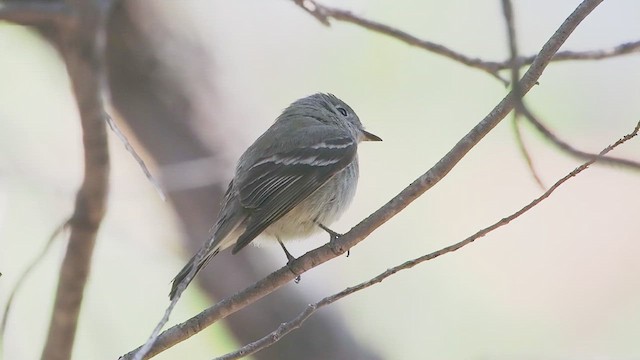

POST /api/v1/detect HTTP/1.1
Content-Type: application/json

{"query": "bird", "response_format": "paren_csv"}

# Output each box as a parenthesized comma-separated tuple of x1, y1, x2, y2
(169, 93, 381, 300)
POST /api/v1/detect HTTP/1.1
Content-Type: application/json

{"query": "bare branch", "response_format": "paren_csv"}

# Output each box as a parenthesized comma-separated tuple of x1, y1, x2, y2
(0, 221, 68, 346)
(130, 291, 184, 360)
(217, 120, 640, 359)
(512, 116, 546, 189)
(521, 106, 640, 171)
(501, 0, 518, 76)
(500, 0, 549, 189)
(502, 0, 640, 176)
(129, 247, 208, 360)
(292, 0, 329, 26)
(39, 0, 111, 359)
(105, 113, 166, 201)
(120, 1, 604, 358)
(292, 0, 640, 83)
(0, 1, 72, 27)
(293, 0, 508, 83)
(527, 40, 640, 64)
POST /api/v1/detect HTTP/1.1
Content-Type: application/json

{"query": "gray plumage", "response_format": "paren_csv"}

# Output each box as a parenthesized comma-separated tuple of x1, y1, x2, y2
(169, 93, 381, 299)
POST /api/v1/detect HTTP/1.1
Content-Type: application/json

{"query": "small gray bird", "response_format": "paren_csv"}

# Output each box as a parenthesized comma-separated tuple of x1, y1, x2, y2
(169, 93, 381, 299)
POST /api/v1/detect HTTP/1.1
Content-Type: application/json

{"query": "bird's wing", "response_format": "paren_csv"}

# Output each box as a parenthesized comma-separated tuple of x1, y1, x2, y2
(232, 132, 356, 253)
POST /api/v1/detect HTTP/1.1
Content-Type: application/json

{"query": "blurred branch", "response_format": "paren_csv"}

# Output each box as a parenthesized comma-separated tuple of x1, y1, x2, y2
(10, 0, 113, 359)
(292, 0, 640, 84)
(512, 115, 546, 189)
(0, 1, 72, 26)
(519, 106, 640, 170)
(120, 0, 604, 358)
(500, 0, 546, 189)
(217, 119, 640, 359)
(502, 0, 640, 172)
(0, 221, 68, 346)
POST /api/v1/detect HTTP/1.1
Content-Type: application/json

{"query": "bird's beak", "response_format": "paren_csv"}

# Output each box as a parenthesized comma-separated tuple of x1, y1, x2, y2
(361, 129, 382, 142)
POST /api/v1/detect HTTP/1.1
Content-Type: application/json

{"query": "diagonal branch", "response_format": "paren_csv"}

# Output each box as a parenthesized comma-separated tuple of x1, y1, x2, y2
(520, 107, 640, 171)
(512, 115, 546, 189)
(0, 221, 68, 345)
(501, 0, 640, 173)
(120, 0, 604, 358)
(104, 113, 166, 201)
(216, 119, 640, 360)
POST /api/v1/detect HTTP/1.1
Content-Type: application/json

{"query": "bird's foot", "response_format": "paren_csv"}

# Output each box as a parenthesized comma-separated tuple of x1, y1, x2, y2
(318, 223, 350, 257)
(278, 239, 301, 283)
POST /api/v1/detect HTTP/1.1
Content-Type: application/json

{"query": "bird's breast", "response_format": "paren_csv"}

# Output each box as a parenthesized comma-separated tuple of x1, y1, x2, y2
(263, 159, 359, 241)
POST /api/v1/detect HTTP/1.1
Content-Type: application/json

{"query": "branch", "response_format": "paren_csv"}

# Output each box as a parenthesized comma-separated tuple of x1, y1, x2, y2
(512, 116, 546, 189)
(39, 1, 111, 360)
(502, 0, 639, 186)
(500, 0, 546, 189)
(105, 113, 166, 201)
(521, 106, 640, 171)
(0, 1, 72, 27)
(527, 40, 640, 64)
(217, 119, 640, 359)
(120, 0, 604, 358)
(292, 0, 640, 83)
(501, 0, 640, 173)
(293, 0, 508, 83)
(0, 221, 68, 345)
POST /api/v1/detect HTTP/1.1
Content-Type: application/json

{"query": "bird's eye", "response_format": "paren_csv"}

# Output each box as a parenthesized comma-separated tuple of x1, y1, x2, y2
(337, 107, 348, 116)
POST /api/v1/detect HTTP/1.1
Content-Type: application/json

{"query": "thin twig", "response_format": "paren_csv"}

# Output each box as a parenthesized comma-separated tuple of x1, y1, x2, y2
(502, 0, 545, 190)
(512, 115, 546, 189)
(292, 0, 640, 84)
(502, 0, 640, 174)
(527, 40, 640, 64)
(105, 112, 166, 201)
(217, 120, 640, 360)
(130, 296, 181, 360)
(521, 106, 640, 170)
(293, 0, 507, 83)
(129, 248, 208, 360)
(0, 221, 69, 346)
(501, 0, 518, 79)
(119, 1, 605, 358)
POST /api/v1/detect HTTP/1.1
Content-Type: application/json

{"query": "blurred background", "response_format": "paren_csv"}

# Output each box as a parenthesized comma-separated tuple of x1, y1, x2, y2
(1, 0, 640, 359)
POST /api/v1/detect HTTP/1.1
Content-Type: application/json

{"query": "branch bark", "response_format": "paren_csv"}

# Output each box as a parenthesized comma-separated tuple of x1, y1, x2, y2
(34, 1, 110, 360)
(500, 0, 640, 172)
(293, 0, 639, 83)
(120, 0, 605, 358)
(519, 106, 640, 170)
(216, 119, 640, 359)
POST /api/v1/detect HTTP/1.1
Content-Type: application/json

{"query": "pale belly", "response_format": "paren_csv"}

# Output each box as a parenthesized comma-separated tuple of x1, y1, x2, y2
(260, 160, 359, 243)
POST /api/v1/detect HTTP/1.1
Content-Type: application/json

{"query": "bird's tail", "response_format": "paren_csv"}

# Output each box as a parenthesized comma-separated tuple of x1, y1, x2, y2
(169, 247, 219, 300)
